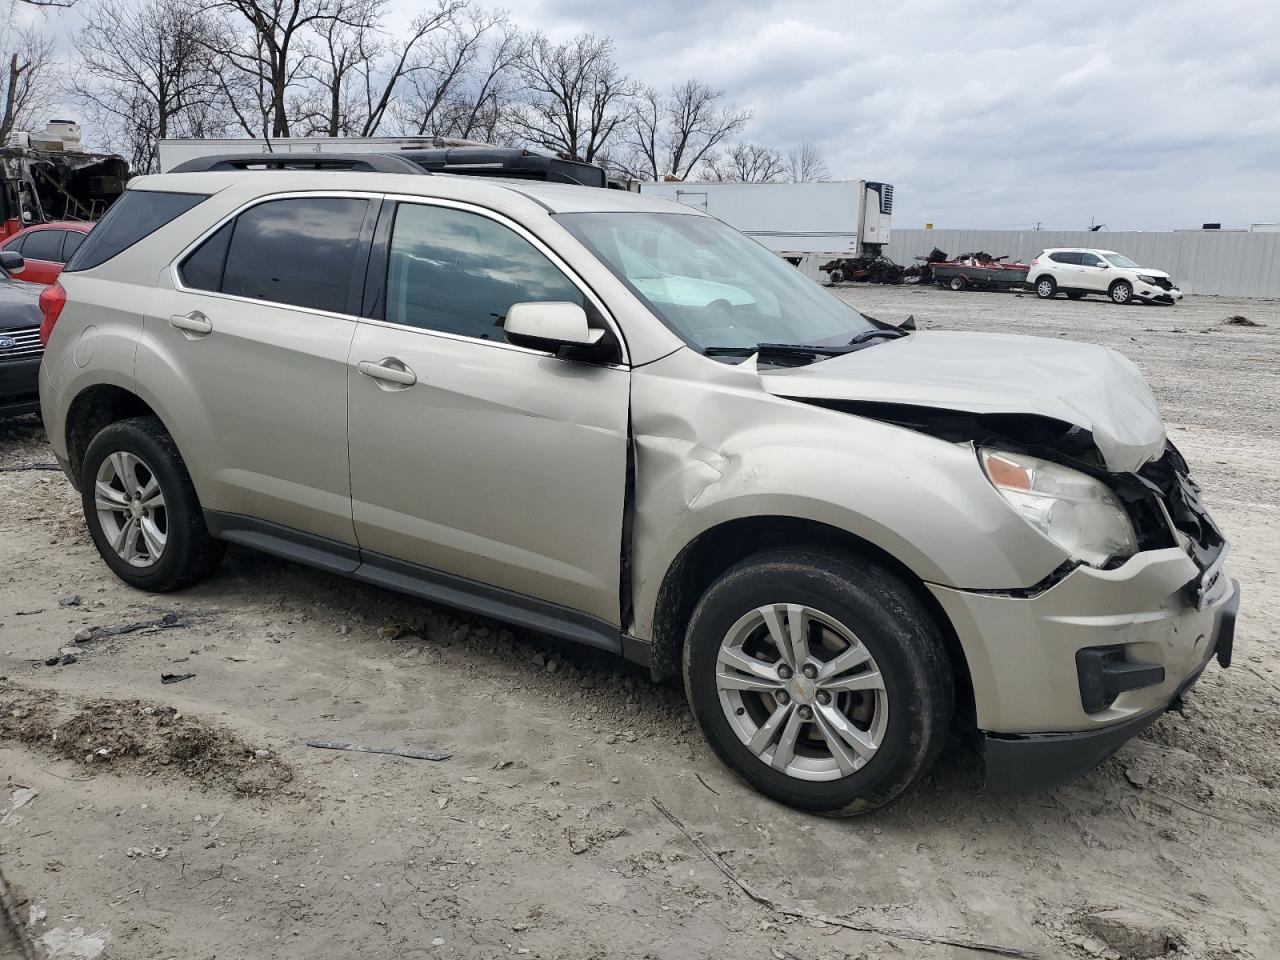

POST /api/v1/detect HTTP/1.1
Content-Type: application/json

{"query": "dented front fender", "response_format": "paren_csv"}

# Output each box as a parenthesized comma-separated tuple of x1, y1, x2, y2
(628, 348, 1070, 640)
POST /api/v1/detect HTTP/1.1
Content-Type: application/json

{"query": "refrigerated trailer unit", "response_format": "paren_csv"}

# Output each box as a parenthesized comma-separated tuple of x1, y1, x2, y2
(637, 180, 893, 259)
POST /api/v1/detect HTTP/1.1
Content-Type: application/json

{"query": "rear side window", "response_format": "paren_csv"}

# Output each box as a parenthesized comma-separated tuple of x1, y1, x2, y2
(22, 230, 64, 262)
(183, 197, 369, 314)
(1049, 251, 1083, 265)
(62, 232, 85, 259)
(65, 190, 208, 272)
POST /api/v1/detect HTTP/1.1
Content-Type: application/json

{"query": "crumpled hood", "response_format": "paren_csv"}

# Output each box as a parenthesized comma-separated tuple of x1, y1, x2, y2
(759, 330, 1167, 472)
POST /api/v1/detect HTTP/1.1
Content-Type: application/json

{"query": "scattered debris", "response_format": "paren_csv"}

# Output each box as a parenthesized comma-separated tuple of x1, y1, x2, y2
(0, 463, 60, 473)
(15, 609, 44, 616)
(565, 825, 626, 855)
(649, 797, 1039, 959)
(1082, 909, 1176, 959)
(57, 594, 82, 608)
(160, 673, 196, 685)
(694, 772, 720, 795)
(1223, 315, 1262, 326)
(74, 611, 186, 644)
(0, 787, 37, 827)
(306, 740, 451, 761)
(39, 925, 109, 959)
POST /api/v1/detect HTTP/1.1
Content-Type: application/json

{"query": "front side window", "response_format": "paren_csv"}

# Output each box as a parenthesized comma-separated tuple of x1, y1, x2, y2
(179, 197, 369, 314)
(385, 203, 583, 341)
(558, 211, 875, 354)
(1078, 252, 1103, 267)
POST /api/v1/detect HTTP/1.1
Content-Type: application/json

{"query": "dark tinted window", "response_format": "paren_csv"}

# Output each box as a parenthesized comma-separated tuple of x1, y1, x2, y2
(62, 232, 85, 259)
(221, 198, 368, 313)
(1078, 252, 1103, 267)
(1049, 251, 1082, 265)
(179, 222, 233, 291)
(386, 203, 582, 340)
(22, 230, 64, 262)
(65, 191, 207, 272)
(3, 234, 24, 253)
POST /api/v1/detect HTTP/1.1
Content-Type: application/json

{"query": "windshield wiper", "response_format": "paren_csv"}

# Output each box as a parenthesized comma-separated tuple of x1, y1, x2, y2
(703, 343, 851, 360)
(848, 328, 908, 345)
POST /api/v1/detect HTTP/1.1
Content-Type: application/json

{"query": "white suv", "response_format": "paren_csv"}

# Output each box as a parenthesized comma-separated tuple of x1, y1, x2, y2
(1029, 248, 1182, 305)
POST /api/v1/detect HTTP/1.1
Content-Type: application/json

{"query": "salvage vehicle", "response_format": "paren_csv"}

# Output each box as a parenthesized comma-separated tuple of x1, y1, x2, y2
(1, 222, 93, 285)
(0, 251, 44, 417)
(931, 252, 1029, 292)
(38, 172, 1237, 813)
(1029, 249, 1183, 304)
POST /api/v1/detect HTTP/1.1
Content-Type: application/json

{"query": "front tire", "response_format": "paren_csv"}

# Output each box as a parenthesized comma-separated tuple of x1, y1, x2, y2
(1109, 280, 1133, 304)
(80, 416, 225, 592)
(683, 548, 954, 815)
(948, 275, 966, 291)
(1034, 276, 1057, 299)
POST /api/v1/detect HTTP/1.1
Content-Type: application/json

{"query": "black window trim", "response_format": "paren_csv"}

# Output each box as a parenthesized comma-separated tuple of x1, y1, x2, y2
(170, 190, 630, 366)
(170, 190, 379, 322)
(360, 194, 630, 367)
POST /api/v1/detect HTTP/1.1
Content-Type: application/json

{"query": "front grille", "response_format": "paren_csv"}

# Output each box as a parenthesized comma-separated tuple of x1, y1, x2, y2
(1151, 276, 1174, 290)
(0, 326, 42, 363)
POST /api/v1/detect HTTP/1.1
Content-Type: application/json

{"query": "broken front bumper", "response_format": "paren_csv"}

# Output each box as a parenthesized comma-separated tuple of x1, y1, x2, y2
(927, 546, 1237, 788)
(1134, 280, 1182, 303)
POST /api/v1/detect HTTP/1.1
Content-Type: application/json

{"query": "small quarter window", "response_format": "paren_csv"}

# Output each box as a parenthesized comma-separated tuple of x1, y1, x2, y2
(65, 190, 208, 272)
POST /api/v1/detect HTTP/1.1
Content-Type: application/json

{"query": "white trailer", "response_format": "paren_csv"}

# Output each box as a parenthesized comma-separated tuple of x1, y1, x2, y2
(637, 180, 893, 259)
(156, 136, 486, 173)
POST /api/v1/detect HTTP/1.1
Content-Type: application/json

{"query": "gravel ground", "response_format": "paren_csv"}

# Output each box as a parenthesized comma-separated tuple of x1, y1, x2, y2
(1, 287, 1276, 960)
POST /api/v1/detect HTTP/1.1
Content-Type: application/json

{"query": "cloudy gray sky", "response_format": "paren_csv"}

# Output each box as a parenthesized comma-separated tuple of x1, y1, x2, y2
(469, 0, 1280, 231)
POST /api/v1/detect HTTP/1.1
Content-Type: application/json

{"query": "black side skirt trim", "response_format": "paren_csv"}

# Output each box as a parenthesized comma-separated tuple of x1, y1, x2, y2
(205, 511, 360, 575)
(204, 510, 623, 655)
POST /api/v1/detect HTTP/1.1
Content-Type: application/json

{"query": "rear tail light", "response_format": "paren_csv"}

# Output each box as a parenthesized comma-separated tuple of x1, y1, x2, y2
(38, 281, 66, 345)
(1031, 257, 1039, 265)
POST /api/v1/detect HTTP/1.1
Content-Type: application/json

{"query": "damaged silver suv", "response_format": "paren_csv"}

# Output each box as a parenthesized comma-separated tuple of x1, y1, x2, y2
(38, 172, 1238, 813)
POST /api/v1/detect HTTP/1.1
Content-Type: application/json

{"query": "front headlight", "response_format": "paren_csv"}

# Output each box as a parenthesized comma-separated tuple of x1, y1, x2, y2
(1136, 274, 1158, 284)
(980, 448, 1137, 567)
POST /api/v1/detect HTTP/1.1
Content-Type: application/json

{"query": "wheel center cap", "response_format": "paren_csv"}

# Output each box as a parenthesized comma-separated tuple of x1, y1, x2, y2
(787, 678, 814, 704)
(129, 501, 144, 520)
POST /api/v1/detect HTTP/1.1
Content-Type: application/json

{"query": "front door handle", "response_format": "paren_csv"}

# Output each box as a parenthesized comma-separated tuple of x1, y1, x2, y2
(169, 311, 212, 336)
(357, 358, 417, 387)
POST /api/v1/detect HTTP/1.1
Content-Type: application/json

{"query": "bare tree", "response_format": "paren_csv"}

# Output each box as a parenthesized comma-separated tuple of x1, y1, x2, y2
(700, 142, 787, 182)
(298, 0, 471, 138)
(74, 0, 227, 173)
(622, 80, 748, 181)
(385, 5, 515, 140)
(509, 32, 633, 162)
(786, 140, 830, 182)
(0, 27, 58, 144)
(212, 0, 380, 137)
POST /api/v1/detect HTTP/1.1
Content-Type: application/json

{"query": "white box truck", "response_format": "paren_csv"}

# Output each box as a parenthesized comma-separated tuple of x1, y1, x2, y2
(637, 180, 893, 260)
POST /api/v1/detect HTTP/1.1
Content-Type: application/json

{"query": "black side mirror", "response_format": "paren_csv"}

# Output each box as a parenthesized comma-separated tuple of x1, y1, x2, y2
(0, 250, 24, 275)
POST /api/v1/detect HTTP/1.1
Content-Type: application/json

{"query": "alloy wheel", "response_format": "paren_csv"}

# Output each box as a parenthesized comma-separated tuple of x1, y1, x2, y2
(94, 451, 167, 568)
(715, 603, 889, 781)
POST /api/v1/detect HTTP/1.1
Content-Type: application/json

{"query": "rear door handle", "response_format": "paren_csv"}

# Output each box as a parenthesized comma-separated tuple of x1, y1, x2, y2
(169, 311, 212, 336)
(357, 358, 417, 387)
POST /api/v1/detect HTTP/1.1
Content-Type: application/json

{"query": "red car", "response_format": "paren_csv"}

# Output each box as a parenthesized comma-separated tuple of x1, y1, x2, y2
(1, 222, 93, 285)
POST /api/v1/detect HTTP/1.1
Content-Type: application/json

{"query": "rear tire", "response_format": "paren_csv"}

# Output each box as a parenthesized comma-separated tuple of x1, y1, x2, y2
(948, 275, 966, 291)
(1109, 280, 1133, 304)
(80, 416, 225, 592)
(1034, 276, 1057, 299)
(682, 548, 954, 815)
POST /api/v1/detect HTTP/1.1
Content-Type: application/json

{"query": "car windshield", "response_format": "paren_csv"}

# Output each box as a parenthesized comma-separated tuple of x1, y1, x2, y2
(557, 211, 876, 355)
(1103, 252, 1140, 269)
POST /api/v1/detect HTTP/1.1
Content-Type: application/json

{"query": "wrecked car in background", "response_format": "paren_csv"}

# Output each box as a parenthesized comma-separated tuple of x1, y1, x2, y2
(37, 171, 1237, 814)
(2, 122, 127, 240)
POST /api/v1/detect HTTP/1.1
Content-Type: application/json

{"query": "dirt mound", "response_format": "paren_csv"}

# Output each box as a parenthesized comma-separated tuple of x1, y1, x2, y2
(0, 681, 293, 796)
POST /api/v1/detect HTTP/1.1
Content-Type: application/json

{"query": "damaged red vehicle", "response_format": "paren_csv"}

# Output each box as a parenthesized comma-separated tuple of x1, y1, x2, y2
(1, 222, 93, 285)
